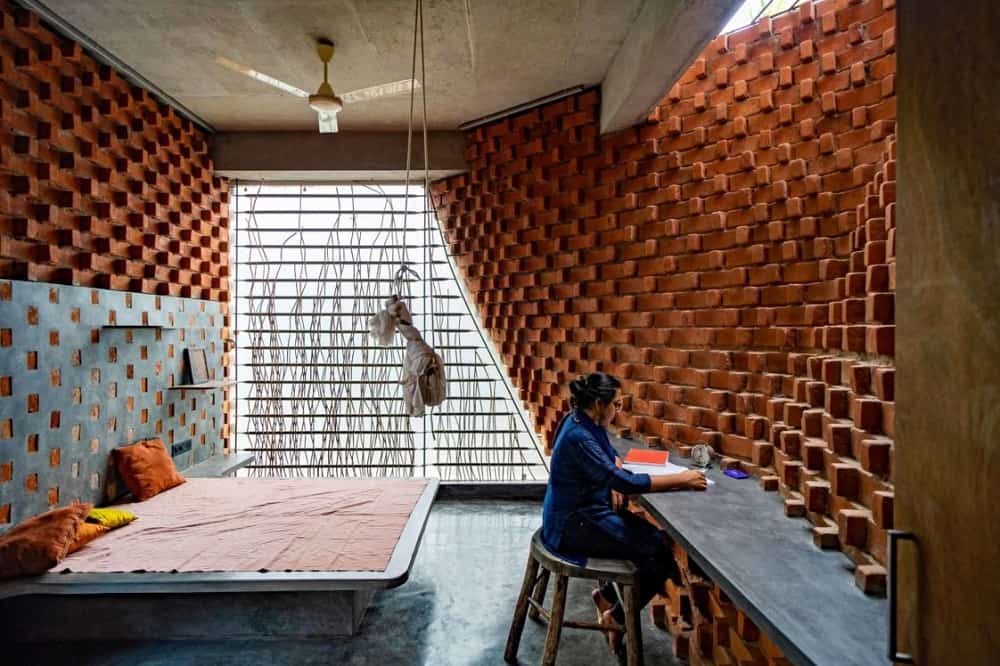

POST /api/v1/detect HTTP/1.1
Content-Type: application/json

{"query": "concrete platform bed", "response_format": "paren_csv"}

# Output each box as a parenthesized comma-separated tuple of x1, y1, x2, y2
(0, 478, 438, 641)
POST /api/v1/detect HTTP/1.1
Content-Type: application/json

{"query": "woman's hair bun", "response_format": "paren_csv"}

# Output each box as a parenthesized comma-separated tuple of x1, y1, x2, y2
(569, 377, 589, 400)
(568, 372, 620, 410)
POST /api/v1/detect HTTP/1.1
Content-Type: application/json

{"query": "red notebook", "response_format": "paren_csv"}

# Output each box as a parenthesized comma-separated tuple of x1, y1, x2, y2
(623, 449, 669, 465)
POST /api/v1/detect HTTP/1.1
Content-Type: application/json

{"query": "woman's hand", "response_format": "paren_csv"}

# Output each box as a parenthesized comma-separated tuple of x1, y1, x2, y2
(611, 489, 626, 512)
(649, 469, 708, 492)
(677, 470, 708, 490)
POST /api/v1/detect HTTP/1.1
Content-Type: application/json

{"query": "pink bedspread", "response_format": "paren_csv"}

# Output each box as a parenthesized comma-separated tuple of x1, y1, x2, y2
(54, 478, 429, 574)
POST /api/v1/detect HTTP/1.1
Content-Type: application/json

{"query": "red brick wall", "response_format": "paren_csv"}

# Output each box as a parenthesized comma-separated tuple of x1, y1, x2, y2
(432, 0, 895, 589)
(0, 0, 229, 303)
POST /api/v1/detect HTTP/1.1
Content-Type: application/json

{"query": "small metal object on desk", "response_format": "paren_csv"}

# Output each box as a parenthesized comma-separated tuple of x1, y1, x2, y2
(691, 444, 714, 468)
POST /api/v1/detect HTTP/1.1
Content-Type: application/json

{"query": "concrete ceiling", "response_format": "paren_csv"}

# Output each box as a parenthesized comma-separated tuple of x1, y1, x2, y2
(43, 0, 644, 132)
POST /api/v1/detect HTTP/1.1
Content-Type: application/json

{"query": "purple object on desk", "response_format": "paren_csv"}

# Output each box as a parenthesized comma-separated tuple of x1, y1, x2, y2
(724, 469, 750, 479)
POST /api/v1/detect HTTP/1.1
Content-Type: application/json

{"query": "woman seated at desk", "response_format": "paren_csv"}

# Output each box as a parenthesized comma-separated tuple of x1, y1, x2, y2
(542, 372, 707, 653)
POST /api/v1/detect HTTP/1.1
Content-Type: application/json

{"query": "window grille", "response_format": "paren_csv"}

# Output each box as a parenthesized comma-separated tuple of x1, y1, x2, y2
(232, 183, 547, 480)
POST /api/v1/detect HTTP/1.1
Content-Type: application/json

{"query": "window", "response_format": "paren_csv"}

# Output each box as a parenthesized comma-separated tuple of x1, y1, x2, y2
(722, 0, 804, 34)
(232, 183, 547, 480)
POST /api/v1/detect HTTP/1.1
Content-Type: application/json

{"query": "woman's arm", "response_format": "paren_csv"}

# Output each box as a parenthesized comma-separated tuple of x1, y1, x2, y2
(611, 457, 625, 510)
(649, 469, 708, 492)
(617, 454, 707, 492)
(573, 438, 652, 494)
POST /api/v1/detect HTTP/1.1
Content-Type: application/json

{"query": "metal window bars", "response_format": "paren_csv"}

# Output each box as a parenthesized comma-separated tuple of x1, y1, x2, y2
(232, 182, 548, 481)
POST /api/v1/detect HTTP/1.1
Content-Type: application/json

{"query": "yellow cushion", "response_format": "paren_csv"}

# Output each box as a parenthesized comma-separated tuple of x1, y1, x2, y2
(87, 507, 138, 529)
(68, 523, 109, 554)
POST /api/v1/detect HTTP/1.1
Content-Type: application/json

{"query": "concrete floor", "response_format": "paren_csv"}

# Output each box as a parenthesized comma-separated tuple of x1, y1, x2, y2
(11, 500, 681, 665)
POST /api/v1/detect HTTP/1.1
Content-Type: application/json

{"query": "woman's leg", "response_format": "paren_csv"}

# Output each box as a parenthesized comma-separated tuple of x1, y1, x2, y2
(559, 511, 675, 619)
(618, 510, 675, 609)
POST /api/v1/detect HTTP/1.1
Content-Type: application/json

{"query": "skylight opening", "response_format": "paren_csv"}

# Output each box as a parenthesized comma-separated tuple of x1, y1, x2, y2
(721, 0, 804, 34)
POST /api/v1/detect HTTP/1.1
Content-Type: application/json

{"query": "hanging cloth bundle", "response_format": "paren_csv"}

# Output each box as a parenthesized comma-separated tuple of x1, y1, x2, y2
(368, 291, 446, 417)
(368, 269, 447, 416)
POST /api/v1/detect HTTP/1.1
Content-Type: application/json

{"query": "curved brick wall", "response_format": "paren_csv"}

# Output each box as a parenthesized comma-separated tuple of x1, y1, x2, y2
(432, 0, 896, 591)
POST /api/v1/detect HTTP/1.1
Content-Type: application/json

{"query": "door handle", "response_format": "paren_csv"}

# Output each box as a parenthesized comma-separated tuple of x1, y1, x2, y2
(888, 529, 917, 663)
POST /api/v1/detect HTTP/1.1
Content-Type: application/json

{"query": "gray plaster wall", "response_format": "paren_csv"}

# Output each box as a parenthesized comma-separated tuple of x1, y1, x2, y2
(0, 280, 227, 531)
(600, 0, 743, 134)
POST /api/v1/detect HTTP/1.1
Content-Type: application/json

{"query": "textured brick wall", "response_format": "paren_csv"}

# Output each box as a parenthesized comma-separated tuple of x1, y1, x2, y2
(645, 528, 790, 664)
(0, 1, 232, 526)
(0, 1, 229, 301)
(432, 0, 895, 594)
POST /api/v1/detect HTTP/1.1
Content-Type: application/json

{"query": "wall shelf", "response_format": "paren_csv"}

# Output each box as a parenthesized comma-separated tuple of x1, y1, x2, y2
(101, 325, 175, 330)
(169, 381, 235, 391)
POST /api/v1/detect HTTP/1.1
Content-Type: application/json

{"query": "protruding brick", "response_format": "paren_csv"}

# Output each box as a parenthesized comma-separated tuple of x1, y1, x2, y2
(812, 523, 840, 550)
(860, 438, 891, 474)
(831, 464, 860, 499)
(805, 479, 830, 514)
(785, 497, 806, 517)
(855, 564, 887, 596)
(872, 491, 894, 529)
(837, 509, 870, 547)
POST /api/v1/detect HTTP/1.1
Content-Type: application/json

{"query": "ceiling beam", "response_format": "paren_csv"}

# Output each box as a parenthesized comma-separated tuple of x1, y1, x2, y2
(212, 131, 468, 182)
(599, 0, 743, 135)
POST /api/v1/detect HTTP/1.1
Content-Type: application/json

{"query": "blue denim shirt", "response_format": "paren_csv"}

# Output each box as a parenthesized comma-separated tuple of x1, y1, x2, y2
(541, 410, 652, 553)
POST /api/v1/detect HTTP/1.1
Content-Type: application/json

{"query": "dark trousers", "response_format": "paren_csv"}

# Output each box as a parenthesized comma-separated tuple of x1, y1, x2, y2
(558, 509, 675, 621)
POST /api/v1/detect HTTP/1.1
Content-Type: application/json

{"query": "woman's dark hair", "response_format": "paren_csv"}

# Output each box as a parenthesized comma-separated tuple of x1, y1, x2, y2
(569, 372, 621, 411)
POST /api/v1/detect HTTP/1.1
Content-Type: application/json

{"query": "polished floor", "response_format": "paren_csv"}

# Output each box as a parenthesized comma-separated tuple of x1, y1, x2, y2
(12, 500, 681, 665)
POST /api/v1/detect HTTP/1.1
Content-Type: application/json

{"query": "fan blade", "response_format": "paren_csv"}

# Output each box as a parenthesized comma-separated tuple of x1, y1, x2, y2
(215, 56, 309, 98)
(341, 78, 421, 105)
(317, 110, 339, 133)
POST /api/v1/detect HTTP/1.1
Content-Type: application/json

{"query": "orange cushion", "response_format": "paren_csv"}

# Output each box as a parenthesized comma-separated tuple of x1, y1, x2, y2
(112, 438, 185, 501)
(68, 522, 110, 554)
(0, 503, 92, 578)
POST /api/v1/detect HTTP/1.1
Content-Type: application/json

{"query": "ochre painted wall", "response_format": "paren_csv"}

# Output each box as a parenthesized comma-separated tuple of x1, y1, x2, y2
(433, 0, 896, 594)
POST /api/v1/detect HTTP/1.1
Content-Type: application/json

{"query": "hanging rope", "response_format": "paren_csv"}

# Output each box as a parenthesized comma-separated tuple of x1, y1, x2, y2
(369, 0, 446, 418)
(393, 264, 421, 303)
(401, 0, 422, 273)
(418, 0, 434, 351)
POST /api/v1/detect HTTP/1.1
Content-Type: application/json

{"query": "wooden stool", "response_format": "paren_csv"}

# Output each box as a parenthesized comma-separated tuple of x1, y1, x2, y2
(504, 529, 643, 666)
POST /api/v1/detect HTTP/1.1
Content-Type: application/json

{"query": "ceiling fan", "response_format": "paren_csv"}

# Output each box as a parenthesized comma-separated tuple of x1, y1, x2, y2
(216, 38, 420, 133)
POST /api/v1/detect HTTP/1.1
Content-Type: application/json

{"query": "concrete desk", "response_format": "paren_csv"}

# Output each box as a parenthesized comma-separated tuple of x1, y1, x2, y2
(610, 435, 888, 666)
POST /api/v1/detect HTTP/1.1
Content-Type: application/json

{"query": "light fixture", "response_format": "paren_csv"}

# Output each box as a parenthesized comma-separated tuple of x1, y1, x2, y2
(308, 39, 344, 133)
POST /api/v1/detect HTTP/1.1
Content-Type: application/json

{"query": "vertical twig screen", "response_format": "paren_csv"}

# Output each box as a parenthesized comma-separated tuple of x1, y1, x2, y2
(232, 182, 547, 480)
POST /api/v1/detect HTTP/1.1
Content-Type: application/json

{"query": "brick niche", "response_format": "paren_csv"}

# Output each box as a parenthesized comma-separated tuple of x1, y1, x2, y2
(433, 0, 896, 600)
